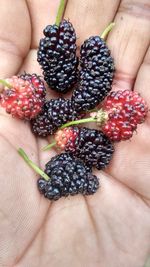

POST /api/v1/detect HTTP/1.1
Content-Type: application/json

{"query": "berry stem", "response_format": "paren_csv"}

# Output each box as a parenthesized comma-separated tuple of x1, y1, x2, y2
(61, 117, 97, 129)
(101, 22, 115, 40)
(43, 141, 56, 151)
(55, 0, 66, 26)
(86, 108, 99, 113)
(18, 148, 50, 181)
(0, 79, 12, 89)
(60, 109, 108, 129)
(43, 110, 108, 151)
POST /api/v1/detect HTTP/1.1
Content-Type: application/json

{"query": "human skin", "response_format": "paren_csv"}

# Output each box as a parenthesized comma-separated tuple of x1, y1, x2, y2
(0, 0, 150, 266)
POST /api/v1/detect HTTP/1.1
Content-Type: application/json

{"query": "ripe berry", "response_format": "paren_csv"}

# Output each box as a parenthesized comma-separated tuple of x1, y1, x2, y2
(93, 90, 148, 141)
(0, 75, 46, 120)
(55, 127, 114, 170)
(72, 36, 115, 112)
(37, 153, 99, 200)
(37, 20, 79, 93)
(31, 98, 80, 136)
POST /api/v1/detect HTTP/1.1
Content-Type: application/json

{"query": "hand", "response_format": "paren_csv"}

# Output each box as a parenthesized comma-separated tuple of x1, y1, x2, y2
(0, 0, 150, 266)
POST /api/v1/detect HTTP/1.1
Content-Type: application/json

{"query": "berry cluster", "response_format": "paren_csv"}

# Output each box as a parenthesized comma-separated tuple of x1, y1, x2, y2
(37, 20, 79, 93)
(0, 74, 46, 119)
(31, 98, 79, 136)
(99, 90, 148, 141)
(38, 153, 99, 200)
(72, 36, 115, 112)
(0, 4, 148, 202)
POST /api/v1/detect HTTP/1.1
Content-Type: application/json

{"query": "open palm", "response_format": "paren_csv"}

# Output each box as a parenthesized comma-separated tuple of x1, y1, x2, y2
(0, 0, 150, 266)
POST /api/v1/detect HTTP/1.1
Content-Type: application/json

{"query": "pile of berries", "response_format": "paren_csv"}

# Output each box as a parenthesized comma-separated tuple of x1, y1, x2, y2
(0, 17, 148, 201)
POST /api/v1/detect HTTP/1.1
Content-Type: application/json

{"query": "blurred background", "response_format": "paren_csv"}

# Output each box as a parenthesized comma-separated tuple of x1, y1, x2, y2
(145, 257, 150, 267)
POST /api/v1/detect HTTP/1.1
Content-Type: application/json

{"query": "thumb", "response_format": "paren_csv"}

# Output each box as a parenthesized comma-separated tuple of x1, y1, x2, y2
(0, 0, 31, 78)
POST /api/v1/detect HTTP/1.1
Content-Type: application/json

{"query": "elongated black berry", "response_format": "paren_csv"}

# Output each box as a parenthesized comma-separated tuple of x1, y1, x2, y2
(37, 20, 78, 93)
(37, 153, 99, 200)
(72, 36, 115, 112)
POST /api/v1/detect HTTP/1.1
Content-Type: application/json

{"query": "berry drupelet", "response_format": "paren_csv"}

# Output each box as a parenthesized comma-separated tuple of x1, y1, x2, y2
(31, 98, 80, 137)
(37, 153, 99, 200)
(55, 127, 114, 170)
(72, 36, 115, 112)
(37, 20, 79, 93)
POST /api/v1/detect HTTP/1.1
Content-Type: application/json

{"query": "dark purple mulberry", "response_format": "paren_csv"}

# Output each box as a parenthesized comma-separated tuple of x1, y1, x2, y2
(72, 36, 115, 112)
(37, 20, 78, 93)
(37, 153, 99, 200)
(31, 98, 80, 137)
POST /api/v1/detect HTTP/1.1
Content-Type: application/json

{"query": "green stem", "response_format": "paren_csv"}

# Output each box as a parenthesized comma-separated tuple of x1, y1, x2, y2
(43, 117, 97, 151)
(61, 117, 96, 129)
(18, 148, 50, 181)
(0, 79, 12, 89)
(86, 108, 99, 113)
(101, 22, 115, 40)
(55, 0, 66, 26)
(43, 111, 108, 151)
(43, 141, 57, 151)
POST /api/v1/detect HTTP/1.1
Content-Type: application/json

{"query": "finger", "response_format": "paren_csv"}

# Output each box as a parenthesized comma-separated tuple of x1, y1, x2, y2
(64, 0, 120, 47)
(27, 0, 68, 48)
(134, 46, 150, 101)
(107, 0, 150, 90)
(0, 0, 31, 77)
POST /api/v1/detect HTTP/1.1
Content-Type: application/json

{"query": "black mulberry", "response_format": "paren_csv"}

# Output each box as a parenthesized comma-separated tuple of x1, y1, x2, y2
(37, 20, 78, 93)
(72, 36, 115, 112)
(37, 153, 99, 200)
(31, 98, 80, 137)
